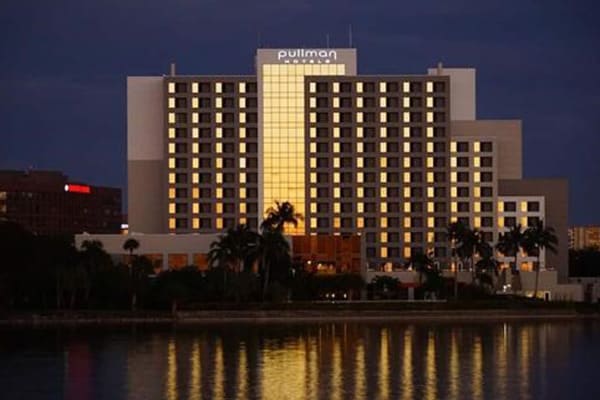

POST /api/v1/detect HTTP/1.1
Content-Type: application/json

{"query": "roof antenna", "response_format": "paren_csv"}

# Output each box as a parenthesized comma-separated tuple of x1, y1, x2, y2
(348, 24, 353, 48)
(326, 33, 330, 48)
(257, 31, 261, 48)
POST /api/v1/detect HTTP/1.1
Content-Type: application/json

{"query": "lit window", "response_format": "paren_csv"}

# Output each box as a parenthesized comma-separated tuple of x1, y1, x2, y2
(427, 187, 434, 198)
(310, 218, 317, 228)
(310, 142, 316, 153)
(215, 82, 222, 93)
(168, 128, 175, 139)
(310, 113, 316, 123)
(169, 218, 176, 229)
(216, 218, 223, 229)
(357, 172, 363, 183)
(380, 188, 387, 198)
(450, 172, 457, 183)
(239, 173, 246, 184)
(380, 217, 388, 228)
(404, 217, 411, 228)
(357, 202, 364, 213)
(168, 143, 175, 154)
(239, 188, 246, 199)
(192, 127, 198, 138)
(192, 113, 199, 123)
(168, 82, 175, 93)
(192, 82, 198, 93)
(168, 158, 175, 169)
(216, 143, 222, 153)
(216, 158, 222, 169)
(239, 82, 245, 93)
(474, 202, 481, 212)
(356, 97, 363, 108)
(357, 218, 364, 228)
(356, 82, 363, 93)
(403, 112, 410, 123)
(334, 188, 340, 198)
(451, 202, 457, 213)
(216, 188, 222, 198)
(168, 113, 175, 124)
(357, 187, 364, 198)
(334, 202, 340, 213)
(404, 232, 411, 243)
(474, 217, 481, 228)
(239, 157, 246, 169)
(474, 172, 481, 183)
(450, 157, 457, 168)
(498, 202, 504, 212)
(450, 141, 457, 153)
(192, 218, 200, 229)
(357, 143, 363, 153)
(310, 158, 316, 168)
(474, 142, 480, 153)
(427, 127, 434, 138)
(380, 142, 386, 153)
(192, 173, 199, 184)
(239, 203, 247, 214)
(427, 157, 434, 168)
(381, 247, 388, 258)
(498, 217, 504, 228)
(309, 82, 316, 93)
(380, 158, 387, 168)
(403, 143, 410, 153)
(192, 143, 199, 153)
(216, 113, 222, 123)
(356, 127, 363, 138)
(333, 173, 340, 183)
(310, 188, 317, 198)
(403, 97, 410, 108)
(310, 203, 317, 213)
(333, 112, 340, 123)
(169, 203, 176, 214)
(451, 187, 457, 198)
(404, 203, 410, 213)
(521, 201, 527, 212)
(239, 98, 246, 109)
(379, 82, 386, 93)
(402, 82, 410, 93)
(192, 188, 199, 199)
(309, 127, 316, 138)
(333, 82, 340, 93)
(216, 173, 222, 184)
(310, 97, 316, 108)
(216, 127, 222, 138)
(356, 112, 363, 123)
(333, 127, 340, 138)
(427, 142, 434, 153)
(403, 127, 410, 138)
(333, 97, 340, 108)
(473, 187, 481, 197)
(192, 98, 199, 108)
(427, 217, 434, 228)
(381, 203, 387, 213)
(403, 172, 410, 183)
(380, 172, 387, 183)
(427, 97, 433, 108)
(380, 97, 386, 108)
(239, 113, 246, 124)
(427, 172, 434, 183)
(380, 112, 387, 123)
(193, 203, 199, 214)
(427, 112, 433, 123)
(357, 157, 363, 168)
(168, 98, 176, 109)
(333, 143, 340, 153)
(334, 157, 340, 168)
(426, 81, 433, 93)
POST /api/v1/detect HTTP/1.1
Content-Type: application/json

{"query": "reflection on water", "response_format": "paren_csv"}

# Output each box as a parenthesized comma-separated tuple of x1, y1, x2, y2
(1, 320, 600, 400)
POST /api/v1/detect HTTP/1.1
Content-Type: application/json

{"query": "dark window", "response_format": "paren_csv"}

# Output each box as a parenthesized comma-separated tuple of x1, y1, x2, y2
(482, 217, 493, 227)
(481, 142, 493, 152)
(457, 142, 469, 152)
(457, 187, 469, 197)
(528, 216, 540, 226)
(457, 157, 469, 167)
(340, 97, 352, 108)
(410, 97, 422, 108)
(222, 97, 234, 108)
(457, 172, 469, 182)
(175, 218, 188, 228)
(317, 218, 329, 228)
(505, 217, 516, 227)
(410, 127, 422, 138)
(433, 142, 446, 152)
(481, 172, 493, 182)
(340, 82, 352, 93)
(527, 202, 540, 212)
(175, 82, 187, 93)
(481, 187, 493, 197)
(434, 81, 446, 92)
(481, 157, 493, 167)
(434, 127, 445, 137)
(434, 97, 446, 108)
(316, 82, 328, 93)
(504, 202, 516, 212)
(458, 202, 470, 212)
(481, 202, 493, 212)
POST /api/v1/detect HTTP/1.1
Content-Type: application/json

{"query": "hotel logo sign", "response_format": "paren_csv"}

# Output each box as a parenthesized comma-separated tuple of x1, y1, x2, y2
(277, 49, 337, 64)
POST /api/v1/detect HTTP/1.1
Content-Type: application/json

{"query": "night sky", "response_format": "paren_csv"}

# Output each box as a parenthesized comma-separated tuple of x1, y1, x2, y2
(1, 0, 598, 224)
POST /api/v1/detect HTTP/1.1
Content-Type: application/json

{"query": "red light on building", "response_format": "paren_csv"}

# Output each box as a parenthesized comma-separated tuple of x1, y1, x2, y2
(64, 184, 91, 194)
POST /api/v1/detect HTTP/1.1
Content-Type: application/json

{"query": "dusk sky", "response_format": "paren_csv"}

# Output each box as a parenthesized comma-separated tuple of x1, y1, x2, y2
(1, 0, 598, 224)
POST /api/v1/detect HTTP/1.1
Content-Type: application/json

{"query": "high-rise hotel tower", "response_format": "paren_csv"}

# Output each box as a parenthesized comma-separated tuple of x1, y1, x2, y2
(127, 48, 568, 280)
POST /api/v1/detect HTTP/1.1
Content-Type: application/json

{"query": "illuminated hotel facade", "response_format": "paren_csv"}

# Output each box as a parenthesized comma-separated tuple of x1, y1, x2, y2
(124, 48, 569, 282)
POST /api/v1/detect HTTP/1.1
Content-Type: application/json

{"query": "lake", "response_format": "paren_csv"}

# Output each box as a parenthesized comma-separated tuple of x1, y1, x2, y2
(1, 320, 598, 399)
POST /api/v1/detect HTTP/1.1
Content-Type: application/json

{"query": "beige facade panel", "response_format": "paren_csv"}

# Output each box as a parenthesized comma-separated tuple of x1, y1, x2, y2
(128, 160, 165, 233)
(451, 120, 522, 180)
(428, 67, 476, 121)
(499, 178, 569, 282)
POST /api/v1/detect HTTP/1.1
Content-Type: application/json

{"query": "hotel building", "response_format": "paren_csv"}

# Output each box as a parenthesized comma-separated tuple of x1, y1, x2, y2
(88, 48, 573, 289)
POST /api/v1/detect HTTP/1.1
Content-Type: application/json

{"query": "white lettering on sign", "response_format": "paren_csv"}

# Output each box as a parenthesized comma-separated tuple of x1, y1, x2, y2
(276, 49, 338, 64)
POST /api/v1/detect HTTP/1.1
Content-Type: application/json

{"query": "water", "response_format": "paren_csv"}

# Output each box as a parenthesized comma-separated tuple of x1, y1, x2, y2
(1, 320, 599, 400)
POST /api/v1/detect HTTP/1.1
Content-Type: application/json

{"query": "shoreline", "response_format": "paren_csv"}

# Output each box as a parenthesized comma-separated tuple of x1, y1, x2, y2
(2, 308, 599, 326)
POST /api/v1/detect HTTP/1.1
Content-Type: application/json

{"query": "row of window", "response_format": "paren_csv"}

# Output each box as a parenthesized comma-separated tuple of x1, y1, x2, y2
(452, 141, 493, 153)
(309, 171, 449, 184)
(168, 187, 258, 199)
(167, 142, 258, 154)
(309, 111, 446, 124)
(168, 112, 258, 124)
(168, 82, 257, 94)
(168, 127, 258, 139)
(308, 96, 446, 109)
(168, 96, 258, 109)
(309, 201, 450, 213)
(168, 157, 259, 169)
(168, 172, 259, 184)
(169, 202, 259, 214)
(309, 141, 448, 153)
(310, 81, 446, 94)
(310, 156, 447, 169)
(310, 126, 446, 138)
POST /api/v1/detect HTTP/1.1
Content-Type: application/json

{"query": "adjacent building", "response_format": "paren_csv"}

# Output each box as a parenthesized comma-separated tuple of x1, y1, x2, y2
(0, 170, 122, 235)
(569, 226, 600, 250)
(78, 47, 577, 297)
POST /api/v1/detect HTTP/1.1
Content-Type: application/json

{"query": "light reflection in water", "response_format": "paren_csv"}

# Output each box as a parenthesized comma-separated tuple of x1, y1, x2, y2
(402, 328, 413, 400)
(189, 340, 201, 400)
(166, 339, 177, 400)
(449, 329, 459, 399)
(472, 335, 483, 400)
(425, 330, 437, 400)
(66, 321, 592, 400)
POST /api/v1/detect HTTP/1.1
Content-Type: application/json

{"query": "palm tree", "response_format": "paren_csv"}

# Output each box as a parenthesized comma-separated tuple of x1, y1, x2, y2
(123, 238, 141, 311)
(207, 224, 259, 300)
(261, 201, 304, 232)
(523, 220, 558, 299)
(123, 238, 140, 263)
(406, 251, 435, 285)
(258, 229, 291, 300)
(447, 221, 468, 299)
(496, 224, 526, 290)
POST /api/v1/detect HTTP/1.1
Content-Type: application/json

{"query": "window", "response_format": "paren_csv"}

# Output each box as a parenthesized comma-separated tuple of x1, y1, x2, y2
(527, 201, 540, 212)
(481, 142, 493, 152)
(456, 142, 469, 153)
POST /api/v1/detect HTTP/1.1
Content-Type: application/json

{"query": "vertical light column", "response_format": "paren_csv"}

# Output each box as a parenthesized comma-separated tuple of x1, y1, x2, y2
(261, 63, 345, 234)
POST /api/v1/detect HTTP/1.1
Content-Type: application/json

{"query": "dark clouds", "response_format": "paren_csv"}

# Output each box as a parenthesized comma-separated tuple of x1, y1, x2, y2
(0, 0, 599, 224)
